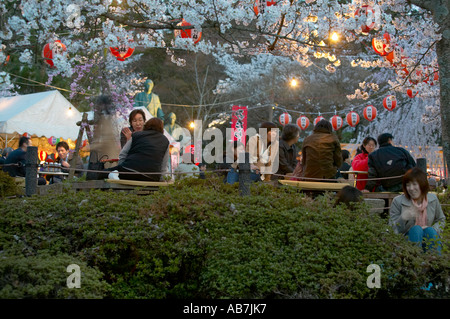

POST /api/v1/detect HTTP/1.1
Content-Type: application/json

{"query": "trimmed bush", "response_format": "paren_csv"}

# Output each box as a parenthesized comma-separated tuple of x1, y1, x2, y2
(0, 176, 449, 298)
(0, 170, 22, 198)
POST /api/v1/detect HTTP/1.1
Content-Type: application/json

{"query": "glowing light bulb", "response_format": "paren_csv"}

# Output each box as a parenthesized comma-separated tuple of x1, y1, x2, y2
(330, 32, 339, 42)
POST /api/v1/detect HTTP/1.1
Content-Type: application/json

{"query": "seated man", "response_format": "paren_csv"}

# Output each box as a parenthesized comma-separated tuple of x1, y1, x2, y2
(50, 141, 84, 183)
(0, 147, 13, 166)
(3, 137, 46, 185)
(364, 133, 416, 192)
(3, 136, 30, 178)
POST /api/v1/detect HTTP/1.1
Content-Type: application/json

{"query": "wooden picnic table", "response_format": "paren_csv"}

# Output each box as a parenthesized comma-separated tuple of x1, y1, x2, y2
(278, 180, 348, 191)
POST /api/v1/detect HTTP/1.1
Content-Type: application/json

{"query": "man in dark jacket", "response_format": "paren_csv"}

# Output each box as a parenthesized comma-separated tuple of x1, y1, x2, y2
(364, 133, 416, 192)
(301, 119, 342, 180)
(275, 123, 300, 179)
(2, 136, 31, 177)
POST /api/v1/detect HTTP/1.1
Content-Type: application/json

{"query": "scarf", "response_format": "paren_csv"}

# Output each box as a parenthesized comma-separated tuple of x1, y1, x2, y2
(412, 197, 428, 228)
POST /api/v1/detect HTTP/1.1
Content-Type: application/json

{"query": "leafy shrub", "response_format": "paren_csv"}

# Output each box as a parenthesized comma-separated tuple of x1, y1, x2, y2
(0, 170, 22, 198)
(0, 176, 449, 299)
(0, 251, 110, 298)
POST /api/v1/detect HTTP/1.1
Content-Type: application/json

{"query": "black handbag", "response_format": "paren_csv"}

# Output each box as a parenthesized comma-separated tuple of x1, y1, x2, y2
(86, 151, 107, 180)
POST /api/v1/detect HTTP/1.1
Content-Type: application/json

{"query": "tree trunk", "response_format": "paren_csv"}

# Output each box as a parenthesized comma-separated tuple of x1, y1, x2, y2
(409, 0, 450, 181)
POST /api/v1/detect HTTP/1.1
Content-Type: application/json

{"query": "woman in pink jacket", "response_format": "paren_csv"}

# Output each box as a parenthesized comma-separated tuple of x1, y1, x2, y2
(351, 137, 377, 191)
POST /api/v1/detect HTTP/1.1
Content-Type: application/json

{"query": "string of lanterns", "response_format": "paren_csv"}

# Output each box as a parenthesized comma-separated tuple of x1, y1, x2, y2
(277, 93, 399, 130)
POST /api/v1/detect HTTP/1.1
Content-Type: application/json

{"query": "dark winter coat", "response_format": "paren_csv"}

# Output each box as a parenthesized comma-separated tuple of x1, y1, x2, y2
(365, 144, 416, 191)
(301, 127, 342, 179)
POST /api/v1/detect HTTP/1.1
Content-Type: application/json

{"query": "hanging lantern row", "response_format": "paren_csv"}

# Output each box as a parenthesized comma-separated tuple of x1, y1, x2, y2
(278, 94, 401, 129)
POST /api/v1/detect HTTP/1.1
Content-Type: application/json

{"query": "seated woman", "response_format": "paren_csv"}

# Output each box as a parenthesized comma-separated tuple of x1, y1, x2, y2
(301, 119, 342, 181)
(109, 118, 170, 182)
(120, 109, 146, 149)
(351, 136, 377, 191)
(389, 167, 446, 254)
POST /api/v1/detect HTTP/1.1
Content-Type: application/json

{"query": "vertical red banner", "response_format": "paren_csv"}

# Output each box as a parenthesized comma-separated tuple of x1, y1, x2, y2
(231, 105, 248, 146)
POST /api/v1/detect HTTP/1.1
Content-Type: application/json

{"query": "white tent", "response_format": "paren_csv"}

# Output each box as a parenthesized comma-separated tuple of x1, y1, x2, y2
(0, 90, 82, 140)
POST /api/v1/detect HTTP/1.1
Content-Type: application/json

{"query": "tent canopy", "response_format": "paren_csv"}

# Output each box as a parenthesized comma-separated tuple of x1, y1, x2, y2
(0, 90, 82, 140)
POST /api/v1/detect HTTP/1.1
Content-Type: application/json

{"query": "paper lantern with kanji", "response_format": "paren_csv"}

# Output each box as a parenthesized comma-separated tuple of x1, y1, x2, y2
(110, 41, 135, 61)
(279, 112, 292, 126)
(407, 89, 418, 98)
(254, 0, 277, 15)
(296, 116, 310, 131)
(330, 115, 343, 131)
(372, 33, 391, 56)
(38, 150, 48, 162)
(174, 19, 202, 44)
(383, 95, 397, 110)
(355, 5, 376, 33)
(314, 116, 325, 126)
(385, 45, 403, 65)
(42, 40, 67, 68)
(363, 105, 377, 121)
(346, 111, 360, 127)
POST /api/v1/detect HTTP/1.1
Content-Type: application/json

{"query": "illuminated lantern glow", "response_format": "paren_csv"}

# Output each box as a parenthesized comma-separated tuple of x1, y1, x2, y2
(346, 111, 360, 127)
(110, 40, 135, 61)
(296, 116, 310, 130)
(254, 0, 277, 16)
(314, 116, 325, 126)
(363, 105, 377, 121)
(38, 150, 48, 162)
(174, 19, 202, 44)
(42, 40, 67, 68)
(407, 89, 418, 98)
(355, 5, 376, 33)
(279, 112, 292, 126)
(330, 115, 343, 130)
(383, 95, 397, 111)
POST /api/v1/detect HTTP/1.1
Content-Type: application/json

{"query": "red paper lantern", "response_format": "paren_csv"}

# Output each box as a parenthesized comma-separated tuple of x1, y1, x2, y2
(363, 105, 377, 121)
(254, 0, 277, 15)
(383, 95, 397, 110)
(355, 5, 376, 33)
(346, 111, 360, 127)
(406, 89, 418, 98)
(38, 150, 48, 162)
(42, 40, 66, 68)
(385, 45, 403, 65)
(372, 33, 391, 56)
(330, 115, 343, 131)
(314, 116, 325, 126)
(174, 19, 202, 44)
(296, 116, 310, 131)
(110, 41, 135, 61)
(23, 132, 30, 138)
(279, 112, 292, 126)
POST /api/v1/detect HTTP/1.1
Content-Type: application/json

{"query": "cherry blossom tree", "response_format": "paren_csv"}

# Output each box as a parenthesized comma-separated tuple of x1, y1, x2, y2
(0, 0, 447, 173)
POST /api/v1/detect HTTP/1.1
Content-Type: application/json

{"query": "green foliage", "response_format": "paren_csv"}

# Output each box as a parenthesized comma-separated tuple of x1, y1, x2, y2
(0, 170, 23, 198)
(0, 177, 449, 299)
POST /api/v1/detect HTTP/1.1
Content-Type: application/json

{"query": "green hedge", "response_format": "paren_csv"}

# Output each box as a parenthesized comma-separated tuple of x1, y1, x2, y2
(0, 176, 449, 299)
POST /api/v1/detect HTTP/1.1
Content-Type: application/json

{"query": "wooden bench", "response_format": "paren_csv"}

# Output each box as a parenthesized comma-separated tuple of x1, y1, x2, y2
(278, 179, 348, 191)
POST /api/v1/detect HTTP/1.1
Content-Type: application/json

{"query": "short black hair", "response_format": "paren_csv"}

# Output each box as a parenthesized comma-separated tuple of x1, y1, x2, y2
(314, 119, 333, 134)
(335, 186, 363, 209)
(56, 141, 69, 151)
(377, 133, 393, 146)
(19, 136, 30, 148)
(281, 123, 300, 141)
(341, 149, 350, 161)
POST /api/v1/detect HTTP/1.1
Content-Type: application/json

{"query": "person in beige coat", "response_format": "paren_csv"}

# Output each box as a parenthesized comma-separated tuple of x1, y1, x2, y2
(389, 167, 445, 254)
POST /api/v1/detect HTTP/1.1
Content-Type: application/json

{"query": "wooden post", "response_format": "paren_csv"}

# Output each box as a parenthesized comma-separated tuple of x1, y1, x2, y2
(238, 152, 251, 196)
(25, 146, 38, 196)
(417, 157, 427, 174)
(70, 112, 88, 179)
